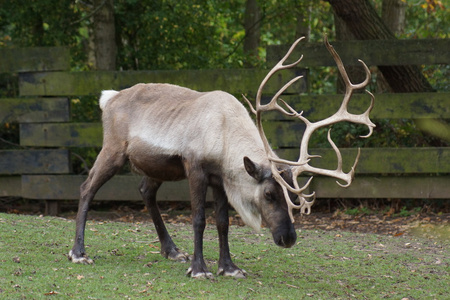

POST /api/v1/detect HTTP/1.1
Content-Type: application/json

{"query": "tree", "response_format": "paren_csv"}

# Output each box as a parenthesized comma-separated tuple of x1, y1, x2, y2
(333, 10, 367, 93)
(295, 0, 311, 41)
(382, 0, 407, 35)
(327, 0, 435, 93)
(377, 0, 407, 92)
(243, 0, 261, 67)
(92, 0, 117, 70)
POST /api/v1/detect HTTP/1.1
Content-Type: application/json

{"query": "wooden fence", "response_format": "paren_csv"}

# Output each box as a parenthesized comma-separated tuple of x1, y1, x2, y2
(1, 39, 449, 215)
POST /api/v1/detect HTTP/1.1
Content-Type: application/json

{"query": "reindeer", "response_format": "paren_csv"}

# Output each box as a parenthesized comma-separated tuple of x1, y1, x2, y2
(69, 37, 375, 279)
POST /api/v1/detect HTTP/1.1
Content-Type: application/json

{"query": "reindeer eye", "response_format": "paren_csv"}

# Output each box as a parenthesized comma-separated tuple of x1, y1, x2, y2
(264, 189, 273, 201)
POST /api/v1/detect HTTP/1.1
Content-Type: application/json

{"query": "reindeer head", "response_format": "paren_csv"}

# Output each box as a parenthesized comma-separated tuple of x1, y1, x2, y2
(244, 36, 375, 224)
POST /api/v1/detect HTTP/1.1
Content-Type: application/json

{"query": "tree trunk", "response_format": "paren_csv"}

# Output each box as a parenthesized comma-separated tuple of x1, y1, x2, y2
(295, 0, 311, 41)
(377, 0, 407, 92)
(382, 0, 406, 35)
(243, 0, 261, 67)
(327, 0, 434, 93)
(93, 0, 117, 70)
(334, 11, 367, 93)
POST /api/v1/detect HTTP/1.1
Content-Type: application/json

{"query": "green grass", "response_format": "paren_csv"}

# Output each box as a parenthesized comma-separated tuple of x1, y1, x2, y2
(1, 213, 448, 299)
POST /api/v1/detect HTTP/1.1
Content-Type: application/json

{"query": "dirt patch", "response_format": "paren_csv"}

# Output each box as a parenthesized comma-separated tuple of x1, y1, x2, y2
(2, 198, 449, 241)
(55, 204, 449, 241)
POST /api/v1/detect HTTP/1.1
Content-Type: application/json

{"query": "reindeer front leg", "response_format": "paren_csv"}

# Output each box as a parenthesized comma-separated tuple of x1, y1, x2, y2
(184, 162, 213, 279)
(214, 185, 247, 278)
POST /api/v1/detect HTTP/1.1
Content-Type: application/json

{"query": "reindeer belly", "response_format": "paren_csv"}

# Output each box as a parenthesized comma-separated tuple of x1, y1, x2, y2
(127, 144, 186, 181)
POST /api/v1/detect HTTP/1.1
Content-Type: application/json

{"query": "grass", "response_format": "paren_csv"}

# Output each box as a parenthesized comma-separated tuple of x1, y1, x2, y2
(0, 213, 448, 299)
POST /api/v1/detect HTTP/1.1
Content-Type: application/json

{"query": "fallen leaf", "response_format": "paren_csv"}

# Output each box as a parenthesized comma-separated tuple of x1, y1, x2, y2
(286, 284, 299, 289)
(44, 291, 58, 295)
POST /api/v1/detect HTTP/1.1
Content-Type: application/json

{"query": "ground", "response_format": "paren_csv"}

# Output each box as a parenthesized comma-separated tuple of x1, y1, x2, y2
(1, 198, 449, 240)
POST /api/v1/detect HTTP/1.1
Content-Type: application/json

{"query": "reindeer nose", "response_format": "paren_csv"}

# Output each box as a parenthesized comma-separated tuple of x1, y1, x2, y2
(274, 228, 297, 248)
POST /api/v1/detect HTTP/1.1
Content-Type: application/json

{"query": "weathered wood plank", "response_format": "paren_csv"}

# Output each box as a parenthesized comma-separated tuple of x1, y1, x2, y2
(0, 47, 70, 72)
(270, 92, 450, 121)
(267, 39, 450, 67)
(18, 121, 307, 148)
(18, 69, 308, 96)
(0, 176, 21, 196)
(310, 176, 450, 199)
(21, 174, 449, 200)
(17, 121, 350, 148)
(0, 150, 70, 175)
(21, 175, 213, 201)
(20, 122, 305, 148)
(20, 123, 103, 147)
(277, 147, 450, 174)
(0, 98, 70, 123)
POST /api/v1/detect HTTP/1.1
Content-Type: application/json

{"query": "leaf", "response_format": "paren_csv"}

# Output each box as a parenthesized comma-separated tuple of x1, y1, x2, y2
(44, 291, 58, 295)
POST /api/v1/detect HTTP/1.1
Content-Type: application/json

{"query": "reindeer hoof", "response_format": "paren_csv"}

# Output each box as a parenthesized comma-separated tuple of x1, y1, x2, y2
(68, 250, 94, 265)
(166, 249, 190, 263)
(186, 266, 214, 279)
(217, 267, 247, 279)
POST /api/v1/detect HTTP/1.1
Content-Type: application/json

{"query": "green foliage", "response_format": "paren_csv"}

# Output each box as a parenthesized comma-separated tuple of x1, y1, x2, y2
(403, 0, 449, 39)
(345, 206, 373, 216)
(112, 0, 334, 70)
(395, 206, 422, 217)
(0, 0, 80, 47)
(0, 0, 86, 65)
(402, 0, 449, 94)
(114, 0, 232, 70)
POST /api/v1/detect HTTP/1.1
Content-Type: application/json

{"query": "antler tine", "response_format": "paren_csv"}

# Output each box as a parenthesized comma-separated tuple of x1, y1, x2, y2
(324, 35, 371, 92)
(255, 36, 305, 108)
(336, 148, 361, 188)
(298, 192, 316, 215)
(266, 75, 304, 116)
(279, 177, 315, 223)
(359, 90, 376, 138)
(252, 37, 306, 156)
(271, 163, 313, 194)
(327, 129, 344, 173)
(242, 94, 257, 115)
(241, 36, 305, 117)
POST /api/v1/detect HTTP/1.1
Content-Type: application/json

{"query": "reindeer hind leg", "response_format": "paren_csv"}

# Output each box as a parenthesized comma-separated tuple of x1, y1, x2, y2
(69, 145, 127, 264)
(139, 177, 190, 262)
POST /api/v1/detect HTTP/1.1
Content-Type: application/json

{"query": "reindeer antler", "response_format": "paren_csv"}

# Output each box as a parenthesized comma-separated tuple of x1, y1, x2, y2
(246, 36, 376, 223)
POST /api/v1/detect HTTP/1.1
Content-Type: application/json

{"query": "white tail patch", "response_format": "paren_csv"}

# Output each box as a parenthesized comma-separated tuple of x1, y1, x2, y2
(99, 90, 119, 110)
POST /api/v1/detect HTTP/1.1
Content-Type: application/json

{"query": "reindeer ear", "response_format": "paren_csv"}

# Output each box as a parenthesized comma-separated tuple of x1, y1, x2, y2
(244, 156, 265, 181)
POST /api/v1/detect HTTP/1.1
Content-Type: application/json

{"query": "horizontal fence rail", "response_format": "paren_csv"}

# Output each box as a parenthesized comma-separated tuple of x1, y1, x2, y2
(0, 47, 70, 73)
(0, 149, 70, 175)
(19, 174, 450, 201)
(0, 98, 70, 123)
(19, 69, 308, 96)
(267, 39, 450, 67)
